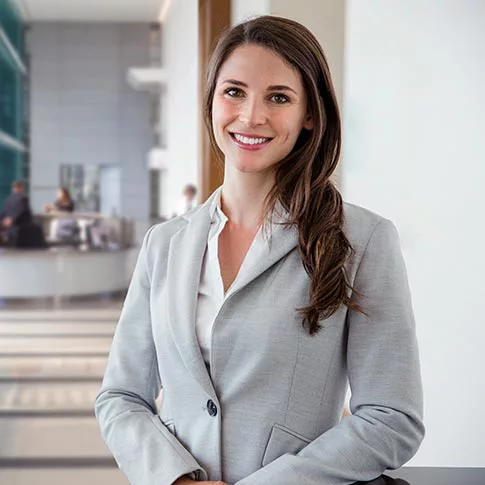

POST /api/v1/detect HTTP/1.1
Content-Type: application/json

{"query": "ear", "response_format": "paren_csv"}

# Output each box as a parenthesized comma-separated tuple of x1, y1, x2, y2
(303, 114, 314, 130)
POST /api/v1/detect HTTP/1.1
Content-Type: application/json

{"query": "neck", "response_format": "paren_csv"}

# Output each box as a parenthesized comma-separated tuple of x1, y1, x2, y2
(221, 165, 275, 229)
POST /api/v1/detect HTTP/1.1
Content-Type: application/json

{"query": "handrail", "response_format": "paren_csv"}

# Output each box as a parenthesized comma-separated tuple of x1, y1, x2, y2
(0, 129, 26, 152)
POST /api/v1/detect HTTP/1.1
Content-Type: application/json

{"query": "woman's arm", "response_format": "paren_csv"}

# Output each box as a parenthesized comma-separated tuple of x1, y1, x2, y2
(95, 226, 207, 485)
(234, 219, 425, 485)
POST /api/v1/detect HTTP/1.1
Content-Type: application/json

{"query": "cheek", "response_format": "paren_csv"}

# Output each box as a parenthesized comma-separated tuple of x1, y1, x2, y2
(275, 119, 298, 142)
(280, 113, 306, 140)
(212, 103, 231, 153)
(212, 98, 237, 129)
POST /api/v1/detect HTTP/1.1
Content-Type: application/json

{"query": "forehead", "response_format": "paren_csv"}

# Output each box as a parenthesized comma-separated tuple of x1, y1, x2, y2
(217, 44, 302, 88)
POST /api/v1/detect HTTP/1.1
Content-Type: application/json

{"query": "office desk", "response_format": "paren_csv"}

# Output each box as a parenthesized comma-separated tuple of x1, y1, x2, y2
(0, 246, 136, 302)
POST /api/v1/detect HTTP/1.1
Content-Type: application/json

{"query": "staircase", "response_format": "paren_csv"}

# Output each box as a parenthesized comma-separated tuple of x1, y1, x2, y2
(0, 307, 128, 485)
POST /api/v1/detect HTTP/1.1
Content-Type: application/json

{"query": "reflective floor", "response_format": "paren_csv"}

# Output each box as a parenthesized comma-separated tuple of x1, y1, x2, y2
(0, 301, 128, 485)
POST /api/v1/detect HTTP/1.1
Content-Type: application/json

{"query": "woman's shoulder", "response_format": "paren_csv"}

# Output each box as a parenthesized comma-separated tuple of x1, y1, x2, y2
(144, 202, 207, 246)
(343, 201, 398, 253)
(145, 215, 188, 246)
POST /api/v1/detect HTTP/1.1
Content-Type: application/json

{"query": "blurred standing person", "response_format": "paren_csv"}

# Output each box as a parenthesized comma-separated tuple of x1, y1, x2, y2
(174, 184, 198, 217)
(0, 180, 33, 244)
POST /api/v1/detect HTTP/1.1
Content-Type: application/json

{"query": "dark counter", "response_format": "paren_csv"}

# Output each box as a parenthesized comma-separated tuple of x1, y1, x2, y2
(386, 467, 484, 485)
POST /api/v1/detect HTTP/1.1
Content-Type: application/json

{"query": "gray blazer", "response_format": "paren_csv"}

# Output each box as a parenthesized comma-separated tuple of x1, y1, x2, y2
(95, 190, 424, 485)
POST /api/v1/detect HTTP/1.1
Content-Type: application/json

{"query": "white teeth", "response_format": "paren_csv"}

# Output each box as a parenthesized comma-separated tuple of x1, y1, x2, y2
(233, 133, 269, 145)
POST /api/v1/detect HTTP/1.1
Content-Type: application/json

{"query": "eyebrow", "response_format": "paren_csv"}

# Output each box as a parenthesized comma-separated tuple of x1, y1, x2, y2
(221, 79, 297, 95)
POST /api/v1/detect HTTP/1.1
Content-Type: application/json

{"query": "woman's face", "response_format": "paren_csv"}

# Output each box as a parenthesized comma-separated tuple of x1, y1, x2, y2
(212, 44, 313, 177)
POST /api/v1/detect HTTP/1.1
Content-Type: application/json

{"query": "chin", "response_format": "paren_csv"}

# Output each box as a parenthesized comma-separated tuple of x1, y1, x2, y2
(232, 160, 272, 174)
(227, 153, 270, 173)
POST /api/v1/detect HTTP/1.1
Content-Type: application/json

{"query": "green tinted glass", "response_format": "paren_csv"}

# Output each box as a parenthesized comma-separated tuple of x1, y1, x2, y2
(0, 0, 25, 203)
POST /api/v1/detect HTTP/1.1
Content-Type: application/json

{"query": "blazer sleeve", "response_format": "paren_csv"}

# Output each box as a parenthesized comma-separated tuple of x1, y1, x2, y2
(95, 227, 207, 485)
(235, 219, 425, 485)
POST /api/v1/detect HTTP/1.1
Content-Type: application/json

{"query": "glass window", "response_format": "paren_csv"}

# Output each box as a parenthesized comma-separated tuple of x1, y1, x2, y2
(0, 60, 21, 139)
(0, 0, 24, 55)
(60, 165, 101, 213)
(0, 0, 25, 204)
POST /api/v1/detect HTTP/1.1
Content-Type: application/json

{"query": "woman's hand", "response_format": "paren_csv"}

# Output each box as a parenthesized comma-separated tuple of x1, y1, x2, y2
(172, 476, 227, 485)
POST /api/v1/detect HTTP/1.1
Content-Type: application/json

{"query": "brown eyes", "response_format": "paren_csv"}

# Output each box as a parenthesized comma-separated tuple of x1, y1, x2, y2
(224, 87, 244, 97)
(224, 88, 244, 98)
(223, 88, 290, 104)
(269, 94, 289, 104)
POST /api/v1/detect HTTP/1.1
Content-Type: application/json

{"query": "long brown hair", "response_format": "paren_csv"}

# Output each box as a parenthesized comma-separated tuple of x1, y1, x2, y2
(59, 187, 73, 205)
(203, 16, 361, 335)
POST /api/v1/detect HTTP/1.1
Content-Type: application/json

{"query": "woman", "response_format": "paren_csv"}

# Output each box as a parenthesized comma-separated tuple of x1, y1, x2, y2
(44, 187, 77, 242)
(44, 187, 75, 213)
(95, 16, 424, 485)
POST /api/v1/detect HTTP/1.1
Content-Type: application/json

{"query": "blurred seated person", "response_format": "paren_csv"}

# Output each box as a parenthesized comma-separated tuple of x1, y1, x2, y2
(0, 180, 45, 248)
(44, 187, 75, 213)
(44, 187, 79, 244)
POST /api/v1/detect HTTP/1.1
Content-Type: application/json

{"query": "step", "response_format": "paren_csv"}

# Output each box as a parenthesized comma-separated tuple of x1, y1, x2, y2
(0, 468, 128, 485)
(0, 417, 111, 459)
(0, 322, 116, 336)
(0, 308, 121, 322)
(0, 336, 112, 354)
(0, 355, 107, 379)
(0, 382, 100, 414)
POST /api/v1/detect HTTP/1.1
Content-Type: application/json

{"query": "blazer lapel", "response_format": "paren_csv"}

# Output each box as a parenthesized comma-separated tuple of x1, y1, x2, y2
(234, 223, 299, 293)
(166, 195, 217, 398)
(165, 192, 299, 397)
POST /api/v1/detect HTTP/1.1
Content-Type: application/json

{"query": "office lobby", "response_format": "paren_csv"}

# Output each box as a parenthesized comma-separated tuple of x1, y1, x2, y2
(0, 0, 484, 484)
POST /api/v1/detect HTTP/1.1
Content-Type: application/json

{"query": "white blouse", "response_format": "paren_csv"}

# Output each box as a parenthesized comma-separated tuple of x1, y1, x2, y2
(195, 188, 281, 365)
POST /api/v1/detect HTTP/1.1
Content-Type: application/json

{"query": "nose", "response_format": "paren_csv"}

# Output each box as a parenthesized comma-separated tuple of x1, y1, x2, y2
(239, 96, 267, 127)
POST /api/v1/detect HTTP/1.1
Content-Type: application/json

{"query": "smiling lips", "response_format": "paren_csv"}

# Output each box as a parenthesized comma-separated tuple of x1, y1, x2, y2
(231, 132, 272, 150)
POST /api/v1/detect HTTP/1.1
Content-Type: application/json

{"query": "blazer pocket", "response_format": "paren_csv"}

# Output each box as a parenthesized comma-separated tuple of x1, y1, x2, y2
(262, 424, 311, 467)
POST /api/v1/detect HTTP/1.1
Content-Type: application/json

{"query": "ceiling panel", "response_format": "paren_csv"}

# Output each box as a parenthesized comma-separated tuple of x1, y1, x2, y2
(13, 0, 164, 22)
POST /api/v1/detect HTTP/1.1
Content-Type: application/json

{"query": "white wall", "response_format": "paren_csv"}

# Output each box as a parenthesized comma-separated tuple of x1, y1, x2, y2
(343, 0, 485, 467)
(161, 0, 199, 217)
(231, 0, 270, 25)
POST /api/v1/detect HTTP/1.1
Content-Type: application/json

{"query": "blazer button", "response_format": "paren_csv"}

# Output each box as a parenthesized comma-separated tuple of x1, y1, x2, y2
(206, 399, 218, 417)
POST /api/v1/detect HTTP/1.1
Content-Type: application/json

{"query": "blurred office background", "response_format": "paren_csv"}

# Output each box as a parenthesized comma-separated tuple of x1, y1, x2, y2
(0, 0, 484, 484)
